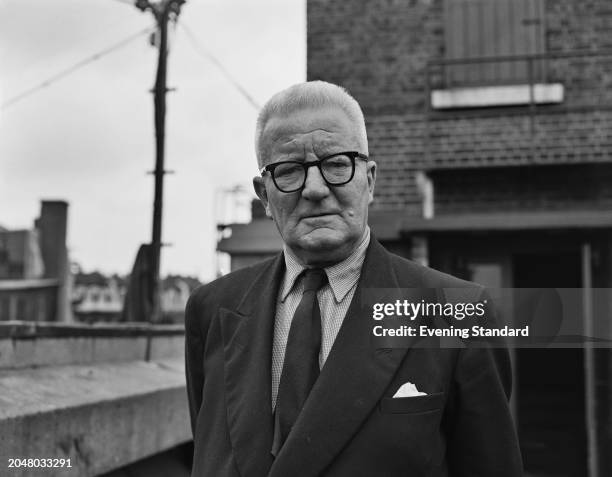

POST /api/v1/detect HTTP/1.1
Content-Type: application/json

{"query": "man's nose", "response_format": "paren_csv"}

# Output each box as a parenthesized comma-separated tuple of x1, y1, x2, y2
(301, 164, 330, 200)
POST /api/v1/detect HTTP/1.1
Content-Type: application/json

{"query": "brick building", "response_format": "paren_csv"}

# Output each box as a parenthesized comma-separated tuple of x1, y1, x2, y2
(307, 2, 612, 476)
(0, 201, 72, 322)
(217, 1, 612, 475)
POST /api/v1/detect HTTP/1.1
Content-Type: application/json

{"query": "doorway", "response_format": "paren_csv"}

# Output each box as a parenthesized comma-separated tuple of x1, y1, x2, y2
(513, 251, 587, 477)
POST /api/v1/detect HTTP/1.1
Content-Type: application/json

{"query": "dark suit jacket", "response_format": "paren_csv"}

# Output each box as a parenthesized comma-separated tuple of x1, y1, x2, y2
(185, 238, 523, 476)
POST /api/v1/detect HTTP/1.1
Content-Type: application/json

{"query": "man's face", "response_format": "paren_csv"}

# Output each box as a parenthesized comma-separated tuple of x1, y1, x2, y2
(253, 106, 376, 266)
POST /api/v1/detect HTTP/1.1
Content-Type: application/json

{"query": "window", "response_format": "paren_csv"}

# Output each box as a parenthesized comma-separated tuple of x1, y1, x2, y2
(444, 0, 545, 86)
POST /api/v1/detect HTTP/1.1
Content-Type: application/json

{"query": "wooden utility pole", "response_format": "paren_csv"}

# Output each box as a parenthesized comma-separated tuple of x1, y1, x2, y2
(135, 0, 185, 323)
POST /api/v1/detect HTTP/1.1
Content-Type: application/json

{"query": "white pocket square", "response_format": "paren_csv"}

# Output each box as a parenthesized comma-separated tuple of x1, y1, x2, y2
(393, 382, 427, 398)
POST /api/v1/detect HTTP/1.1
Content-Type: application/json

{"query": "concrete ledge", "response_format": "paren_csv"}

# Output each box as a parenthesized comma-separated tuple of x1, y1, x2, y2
(431, 83, 564, 109)
(0, 359, 190, 477)
(0, 322, 190, 475)
(0, 321, 185, 339)
(0, 322, 185, 369)
(0, 279, 59, 290)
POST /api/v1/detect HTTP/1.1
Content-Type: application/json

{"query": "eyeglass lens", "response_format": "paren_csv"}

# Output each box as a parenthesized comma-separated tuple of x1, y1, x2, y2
(273, 155, 353, 191)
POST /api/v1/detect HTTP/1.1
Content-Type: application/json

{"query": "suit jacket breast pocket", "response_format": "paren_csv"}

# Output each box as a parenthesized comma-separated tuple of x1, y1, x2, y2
(380, 392, 445, 414)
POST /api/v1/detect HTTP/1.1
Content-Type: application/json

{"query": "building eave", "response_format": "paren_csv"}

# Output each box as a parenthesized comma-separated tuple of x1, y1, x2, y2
(217, 220, 283, 254)
(400, 210, 612, 234)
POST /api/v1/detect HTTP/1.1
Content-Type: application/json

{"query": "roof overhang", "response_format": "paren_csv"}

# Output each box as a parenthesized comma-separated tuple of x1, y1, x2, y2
(217, 219, 282, 254)
(216, 210, 612, 255)
(398, 210, 612, 235)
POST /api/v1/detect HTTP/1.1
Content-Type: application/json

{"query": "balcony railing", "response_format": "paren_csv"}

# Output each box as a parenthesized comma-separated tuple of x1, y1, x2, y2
(421, 50, 612, 169)
(427, 49, 612, 110)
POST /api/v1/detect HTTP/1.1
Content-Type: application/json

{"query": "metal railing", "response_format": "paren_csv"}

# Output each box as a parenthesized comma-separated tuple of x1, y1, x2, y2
(426, 49, 612, 93)
(422, 49, 612, 167)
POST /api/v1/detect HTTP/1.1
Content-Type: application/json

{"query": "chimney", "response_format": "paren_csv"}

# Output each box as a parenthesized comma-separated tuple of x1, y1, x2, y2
(36, 200, 72, 321)
(37, 201, 68, 278)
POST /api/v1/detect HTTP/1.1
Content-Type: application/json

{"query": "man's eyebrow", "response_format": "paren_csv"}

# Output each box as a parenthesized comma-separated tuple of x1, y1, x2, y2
(273, 130, 351, 157)
(299, 127, 335, 135)
(277, 128, 335, 145)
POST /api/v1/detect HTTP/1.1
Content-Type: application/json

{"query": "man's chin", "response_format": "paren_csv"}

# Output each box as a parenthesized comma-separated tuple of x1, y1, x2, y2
(297, 230, 343, 251)
(289, 231, 358, 265)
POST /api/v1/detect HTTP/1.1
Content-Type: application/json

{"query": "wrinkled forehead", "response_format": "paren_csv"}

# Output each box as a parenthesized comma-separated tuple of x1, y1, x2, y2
(260, 106, 364, 161)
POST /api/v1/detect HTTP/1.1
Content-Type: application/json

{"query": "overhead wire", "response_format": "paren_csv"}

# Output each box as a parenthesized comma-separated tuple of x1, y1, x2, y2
(1, 27, 153, 110)
(2, 10, 262, 113)
(109, 0, 136, 5)
(178, 22, 261, 111)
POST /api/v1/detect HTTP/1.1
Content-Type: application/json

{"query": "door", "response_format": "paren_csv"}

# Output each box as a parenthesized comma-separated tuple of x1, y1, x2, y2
(513, 251, 587, 477)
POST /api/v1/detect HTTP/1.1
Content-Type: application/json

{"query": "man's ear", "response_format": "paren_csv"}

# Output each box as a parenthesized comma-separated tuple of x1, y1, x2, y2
(366, 160, 377, 205)
(253, 176, 273, 218)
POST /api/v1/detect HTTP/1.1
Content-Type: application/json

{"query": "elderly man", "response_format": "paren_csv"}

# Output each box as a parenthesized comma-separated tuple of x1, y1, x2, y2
(185, 81, 523, 477)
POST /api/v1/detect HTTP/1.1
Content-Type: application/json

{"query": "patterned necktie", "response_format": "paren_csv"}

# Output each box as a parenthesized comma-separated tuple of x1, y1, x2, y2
(272, 268, 328, 456)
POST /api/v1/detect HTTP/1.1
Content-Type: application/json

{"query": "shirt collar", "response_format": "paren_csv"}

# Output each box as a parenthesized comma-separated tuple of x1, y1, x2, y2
(280, 227, 371, 303)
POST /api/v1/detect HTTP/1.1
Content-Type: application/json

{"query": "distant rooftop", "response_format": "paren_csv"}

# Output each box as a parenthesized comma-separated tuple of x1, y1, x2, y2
(74, 271, 201, 290)
(217, 219, 283, 254)
(74, 271, 110, 287)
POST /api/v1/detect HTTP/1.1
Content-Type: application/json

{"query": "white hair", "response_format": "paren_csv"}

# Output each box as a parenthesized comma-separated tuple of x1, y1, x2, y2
(254, 80, 368, 166)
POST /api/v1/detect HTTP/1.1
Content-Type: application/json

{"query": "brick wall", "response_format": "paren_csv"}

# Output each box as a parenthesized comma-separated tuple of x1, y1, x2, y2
(547, 0, 612, 51)
(308, 0, 443, 115)
(432, 163, 612, 214)
(427, 110, 612, 168)
(307, 0, 612, 214)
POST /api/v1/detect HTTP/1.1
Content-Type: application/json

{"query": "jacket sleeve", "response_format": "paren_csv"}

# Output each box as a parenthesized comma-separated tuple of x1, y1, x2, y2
(445, 290, 523, 476)
(184, 288, 206, 436)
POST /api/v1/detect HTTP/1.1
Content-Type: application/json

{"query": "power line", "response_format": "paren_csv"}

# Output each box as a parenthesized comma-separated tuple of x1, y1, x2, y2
(179, 22, 261, 111)
(1, 27, 153, 110)
(109, 0, 136, 5)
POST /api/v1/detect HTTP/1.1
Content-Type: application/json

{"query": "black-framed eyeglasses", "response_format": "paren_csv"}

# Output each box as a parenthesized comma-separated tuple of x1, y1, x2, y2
(260, 151, 369, 193)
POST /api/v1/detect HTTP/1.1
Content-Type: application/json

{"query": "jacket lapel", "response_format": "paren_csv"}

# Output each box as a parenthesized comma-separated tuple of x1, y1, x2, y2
(269, 239, 425, 477)
(220, 254, 285, 477)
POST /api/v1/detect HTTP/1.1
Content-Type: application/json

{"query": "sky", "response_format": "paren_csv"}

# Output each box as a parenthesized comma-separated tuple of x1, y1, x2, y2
(0, 0, 305, 282)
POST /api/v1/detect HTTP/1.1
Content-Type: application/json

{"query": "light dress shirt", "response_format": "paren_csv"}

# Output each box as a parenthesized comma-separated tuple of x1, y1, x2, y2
(271, 227, 371, 409)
